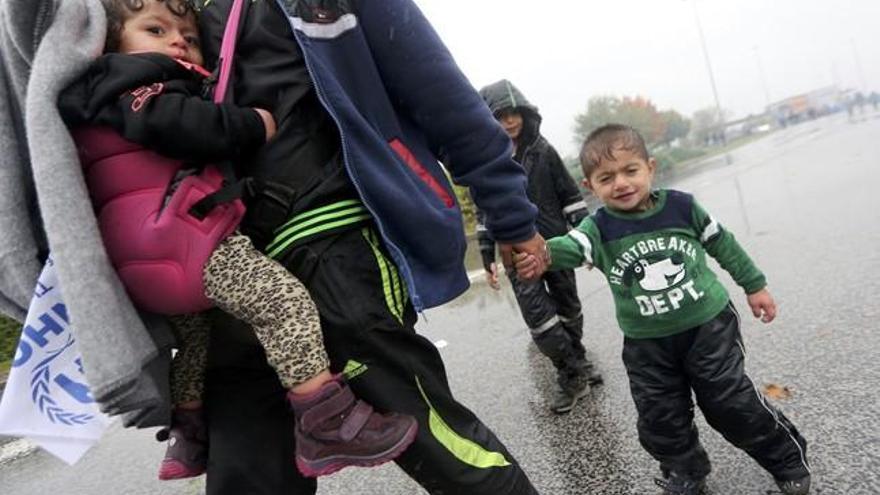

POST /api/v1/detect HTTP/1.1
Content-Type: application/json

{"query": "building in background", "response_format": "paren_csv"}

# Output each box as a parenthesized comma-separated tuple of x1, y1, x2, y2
(766, 86, 849, 126)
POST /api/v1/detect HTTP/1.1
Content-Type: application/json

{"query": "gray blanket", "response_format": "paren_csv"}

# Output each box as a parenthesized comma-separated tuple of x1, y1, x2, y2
(0, 0, 173, 427)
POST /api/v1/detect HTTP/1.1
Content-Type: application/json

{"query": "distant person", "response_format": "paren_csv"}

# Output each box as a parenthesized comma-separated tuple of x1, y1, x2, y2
(515, 124, 811, 495)
(846, 96, 856, 121)
(774, 110, 787, 129)
(59, 0, 417, 480)
(856, 92, 867, 114)
(476, 79, 602, 414)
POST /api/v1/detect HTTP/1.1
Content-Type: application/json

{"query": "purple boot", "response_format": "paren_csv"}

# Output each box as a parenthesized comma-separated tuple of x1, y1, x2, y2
(288, 377, 418, 477)
(156, 408, 208, 480)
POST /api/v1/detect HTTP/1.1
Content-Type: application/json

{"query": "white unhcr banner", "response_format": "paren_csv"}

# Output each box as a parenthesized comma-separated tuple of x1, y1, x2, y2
(0, 257, 111, 464)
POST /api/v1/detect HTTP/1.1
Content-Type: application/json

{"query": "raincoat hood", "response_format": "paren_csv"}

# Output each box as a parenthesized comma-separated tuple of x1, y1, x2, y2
(478, 79, 542, 127)
(478, 79, 542, 148)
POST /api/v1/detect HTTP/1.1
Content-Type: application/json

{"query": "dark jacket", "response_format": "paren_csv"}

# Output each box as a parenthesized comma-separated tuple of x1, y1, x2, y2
(58, 52, 266, 163)
(477, 80, 588, 271)
(198, 0, 359, 253)
(200, 0, 538, 311)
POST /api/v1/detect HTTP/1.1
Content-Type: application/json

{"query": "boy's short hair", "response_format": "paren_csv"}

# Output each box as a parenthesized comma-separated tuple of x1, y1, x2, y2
(579, 124, 649, 179)
(101, 0, 198, 53)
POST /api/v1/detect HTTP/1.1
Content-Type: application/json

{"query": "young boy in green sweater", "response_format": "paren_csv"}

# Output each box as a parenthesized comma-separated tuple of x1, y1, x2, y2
(514, 124, 811, 494)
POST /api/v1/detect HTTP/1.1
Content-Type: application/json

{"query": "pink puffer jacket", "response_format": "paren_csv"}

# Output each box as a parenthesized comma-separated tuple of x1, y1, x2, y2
(74, 126, 244, 314)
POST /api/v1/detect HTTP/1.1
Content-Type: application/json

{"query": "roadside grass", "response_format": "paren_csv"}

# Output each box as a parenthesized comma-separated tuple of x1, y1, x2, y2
(653, 145, 707, 172)
(675, 132, 770, 170)
(1, 314, 20, 376)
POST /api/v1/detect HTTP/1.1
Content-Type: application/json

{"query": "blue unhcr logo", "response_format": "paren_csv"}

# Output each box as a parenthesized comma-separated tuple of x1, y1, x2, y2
(12, 260, 96, 426)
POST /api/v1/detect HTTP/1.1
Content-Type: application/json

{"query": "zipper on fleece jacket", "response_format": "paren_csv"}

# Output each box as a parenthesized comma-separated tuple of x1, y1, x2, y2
(278, 0, 423, 311)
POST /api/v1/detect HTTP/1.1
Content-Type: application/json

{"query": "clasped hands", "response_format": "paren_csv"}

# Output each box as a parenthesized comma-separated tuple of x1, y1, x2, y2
(498, 233, 549, 283)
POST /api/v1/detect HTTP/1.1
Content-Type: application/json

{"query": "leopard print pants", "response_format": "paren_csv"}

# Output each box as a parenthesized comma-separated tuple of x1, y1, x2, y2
(168, 312, 210, 405)
(169, 233, 330, 404)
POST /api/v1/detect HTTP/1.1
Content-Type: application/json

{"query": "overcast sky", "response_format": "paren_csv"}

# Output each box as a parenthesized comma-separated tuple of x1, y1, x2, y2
(415, 0, 880, 157)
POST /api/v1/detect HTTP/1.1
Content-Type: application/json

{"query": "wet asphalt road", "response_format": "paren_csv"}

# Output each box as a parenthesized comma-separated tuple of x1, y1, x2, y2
(2, 112, 879, 494)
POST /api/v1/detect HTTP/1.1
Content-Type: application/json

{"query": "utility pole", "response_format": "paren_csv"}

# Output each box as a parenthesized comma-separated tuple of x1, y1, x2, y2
(753, 46, 772, 109)
(831, 60, 840, 88)
(689, 0, 731, 162)
(850, 38, 867, 93)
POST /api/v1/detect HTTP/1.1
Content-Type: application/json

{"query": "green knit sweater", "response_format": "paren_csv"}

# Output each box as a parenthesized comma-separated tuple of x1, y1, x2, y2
(547, 189, 766, 338)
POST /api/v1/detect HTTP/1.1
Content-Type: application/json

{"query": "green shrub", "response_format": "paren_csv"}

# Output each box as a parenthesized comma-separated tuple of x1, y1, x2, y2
(452, 183, 477, 235)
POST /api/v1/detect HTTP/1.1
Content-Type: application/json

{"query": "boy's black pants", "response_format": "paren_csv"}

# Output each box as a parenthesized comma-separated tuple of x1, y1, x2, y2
(204, 227, 538, 495)
(621, 304, 810, 482)
(507, 268, 586, 375)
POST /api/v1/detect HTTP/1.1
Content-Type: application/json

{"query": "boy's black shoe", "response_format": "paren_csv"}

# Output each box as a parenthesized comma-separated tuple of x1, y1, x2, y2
(654, 471, 706, 495)
(573, 356, 604, 386)
(583, 364, 604, 386)
(775, 474, 811, 495)
(550, 374, 589, 414)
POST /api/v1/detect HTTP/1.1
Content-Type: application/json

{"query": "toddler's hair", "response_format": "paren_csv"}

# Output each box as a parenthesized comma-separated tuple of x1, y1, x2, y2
(579, 124, 649, 178)
(101, 0, 198, 53)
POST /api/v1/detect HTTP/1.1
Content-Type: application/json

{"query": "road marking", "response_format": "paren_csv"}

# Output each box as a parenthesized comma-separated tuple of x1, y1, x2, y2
(0, 438, 37, 465)
(433, 340, 448, 349)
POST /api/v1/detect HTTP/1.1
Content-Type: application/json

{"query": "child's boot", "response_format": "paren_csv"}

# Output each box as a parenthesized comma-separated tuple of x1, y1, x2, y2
(654, 471, 706, 495)
(549, 369, 589, 414)
(156, 408, 208, 480)
(775, 474, 811, 495)
(288, 376, 418, 477)
(576, 356, 604, 386)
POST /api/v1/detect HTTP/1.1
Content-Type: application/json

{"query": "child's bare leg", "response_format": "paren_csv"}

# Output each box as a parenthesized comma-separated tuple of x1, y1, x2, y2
(204, 234, 418, 477)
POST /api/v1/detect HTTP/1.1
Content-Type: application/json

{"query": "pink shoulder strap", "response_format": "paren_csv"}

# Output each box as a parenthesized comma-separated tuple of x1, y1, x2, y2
(213, 0, 246, 104)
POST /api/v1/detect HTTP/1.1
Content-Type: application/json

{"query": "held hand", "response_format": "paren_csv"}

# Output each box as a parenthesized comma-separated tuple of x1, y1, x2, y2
(747, 288, 777, 323)
(514, 252, 541, 281)
(254, 108, 276, 141)
(485, 262, 501, 291)
(499, 233, 549, 277)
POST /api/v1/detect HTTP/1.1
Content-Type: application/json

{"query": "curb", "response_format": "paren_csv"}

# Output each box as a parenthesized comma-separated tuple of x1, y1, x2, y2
(0, 438, 37, 465)
(467, 269, 485, 284)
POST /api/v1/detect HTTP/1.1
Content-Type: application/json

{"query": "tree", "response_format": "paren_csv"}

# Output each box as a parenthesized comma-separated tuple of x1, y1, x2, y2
(572, 95, 688, 148)
(690, 106, 729, 146)
(617, 96, 666, 144)
(659, 110, 690, 146)
(573, 95, 619, 147)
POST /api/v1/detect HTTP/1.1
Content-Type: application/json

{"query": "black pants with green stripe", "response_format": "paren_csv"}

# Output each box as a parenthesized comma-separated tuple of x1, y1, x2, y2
(204, 227, 538, 494)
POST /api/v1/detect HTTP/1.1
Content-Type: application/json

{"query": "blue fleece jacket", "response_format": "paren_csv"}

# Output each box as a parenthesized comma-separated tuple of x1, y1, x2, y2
(279, 0, 537, 310)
